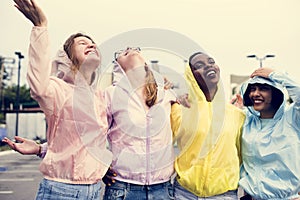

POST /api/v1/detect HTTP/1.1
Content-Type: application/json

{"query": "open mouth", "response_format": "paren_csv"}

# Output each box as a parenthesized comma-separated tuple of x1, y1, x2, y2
(206, 70, 216, 78)
(252, 98, 264, 104)
(85, 49, 97, 55)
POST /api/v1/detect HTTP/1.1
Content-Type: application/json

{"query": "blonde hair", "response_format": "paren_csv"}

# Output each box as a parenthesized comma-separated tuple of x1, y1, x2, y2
(144, 64, 158, 107)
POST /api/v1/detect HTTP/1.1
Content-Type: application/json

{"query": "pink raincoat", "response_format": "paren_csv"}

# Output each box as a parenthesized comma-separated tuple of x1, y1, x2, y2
(27, 26, 112, 184)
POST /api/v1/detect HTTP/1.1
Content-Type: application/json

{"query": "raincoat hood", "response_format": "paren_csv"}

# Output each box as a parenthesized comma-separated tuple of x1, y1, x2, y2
(184, 64, 225, 102)
(111, 61, 124, 86)
(51, 48, 99, 87)
(51, 49, 74, 83)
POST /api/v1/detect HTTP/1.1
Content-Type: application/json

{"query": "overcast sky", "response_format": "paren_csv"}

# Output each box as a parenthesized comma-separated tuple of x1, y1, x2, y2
(1, 0, 300, 91)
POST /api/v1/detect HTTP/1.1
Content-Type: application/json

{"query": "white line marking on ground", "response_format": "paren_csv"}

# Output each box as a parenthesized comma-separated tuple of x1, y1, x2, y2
(0, 191, 14, 194)
(0, 170, 40, 173)
(0, 178, 34, 181)
(0, 150, 16, 156)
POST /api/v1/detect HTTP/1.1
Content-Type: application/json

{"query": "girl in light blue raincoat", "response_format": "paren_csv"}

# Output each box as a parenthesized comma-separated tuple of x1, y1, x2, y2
(239, 67, 300, 200)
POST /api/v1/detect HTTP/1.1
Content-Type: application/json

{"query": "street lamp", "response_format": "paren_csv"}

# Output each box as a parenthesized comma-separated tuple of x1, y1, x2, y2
(247, 54, 275, 68)
(14, 52, 24, 137)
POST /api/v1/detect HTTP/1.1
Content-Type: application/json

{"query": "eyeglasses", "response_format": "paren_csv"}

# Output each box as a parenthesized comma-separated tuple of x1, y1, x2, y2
(114, 47, 141, 60)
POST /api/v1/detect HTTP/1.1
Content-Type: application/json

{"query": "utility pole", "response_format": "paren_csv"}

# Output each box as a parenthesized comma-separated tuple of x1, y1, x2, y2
(14, 52, 24, 137)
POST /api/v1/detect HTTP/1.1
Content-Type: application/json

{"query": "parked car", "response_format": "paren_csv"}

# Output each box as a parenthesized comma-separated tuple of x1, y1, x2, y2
(0, 124, 7, 146)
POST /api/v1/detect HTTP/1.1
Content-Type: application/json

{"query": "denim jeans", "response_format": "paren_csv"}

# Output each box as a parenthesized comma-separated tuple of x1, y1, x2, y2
(35, 178, 102, 200)
(174, 179, 238, 200)
(103, 180, 174, 200)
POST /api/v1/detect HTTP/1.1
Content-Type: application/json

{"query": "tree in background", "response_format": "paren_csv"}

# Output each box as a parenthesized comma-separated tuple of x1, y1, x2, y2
(0, 84, 39, 123)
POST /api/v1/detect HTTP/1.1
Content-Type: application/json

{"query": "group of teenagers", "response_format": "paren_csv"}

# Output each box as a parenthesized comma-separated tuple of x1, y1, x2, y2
(2, 0, 300, 200)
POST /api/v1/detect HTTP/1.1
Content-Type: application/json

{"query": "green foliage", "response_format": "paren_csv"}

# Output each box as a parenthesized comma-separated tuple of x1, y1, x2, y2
(0, 113, 4, 123)
(1, 84, 38, 111)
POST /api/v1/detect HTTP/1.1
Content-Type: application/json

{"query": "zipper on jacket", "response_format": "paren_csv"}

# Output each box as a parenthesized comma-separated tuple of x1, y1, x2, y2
(146, 114, 150, 185)
(201, 145, 212, 195)
(201, 106, 213, 195)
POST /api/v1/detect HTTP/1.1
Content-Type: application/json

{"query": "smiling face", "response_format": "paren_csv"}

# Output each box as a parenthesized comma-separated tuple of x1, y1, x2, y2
(63, 33, 100, 70)
(248, 83, 276, 118)
(72, 36, 100, 67)
(189, 53, 220, 90)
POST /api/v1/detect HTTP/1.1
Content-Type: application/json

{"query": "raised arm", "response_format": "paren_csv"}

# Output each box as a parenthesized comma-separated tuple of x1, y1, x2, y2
(252, 67, 300, 128)
(15, 0, 59, 113)
(254, 67, 300, 101)
(251, 67, 300, 104)
(269, 71, 300, 106)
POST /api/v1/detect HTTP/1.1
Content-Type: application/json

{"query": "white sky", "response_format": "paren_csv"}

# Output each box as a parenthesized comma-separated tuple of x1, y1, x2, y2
(1, 0, 300, 91)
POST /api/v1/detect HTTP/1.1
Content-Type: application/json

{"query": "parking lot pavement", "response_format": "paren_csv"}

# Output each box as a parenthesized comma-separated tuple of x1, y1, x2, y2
(0, 150, 43, 200)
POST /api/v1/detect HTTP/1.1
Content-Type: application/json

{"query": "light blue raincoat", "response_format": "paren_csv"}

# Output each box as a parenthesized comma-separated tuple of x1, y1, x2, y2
(239, 71, 300, 200)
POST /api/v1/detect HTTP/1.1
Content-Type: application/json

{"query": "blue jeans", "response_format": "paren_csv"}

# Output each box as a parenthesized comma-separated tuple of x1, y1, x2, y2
(174, 179, 238, 200)
(103, 180, 174, 200)
(35, 178, 102, 200)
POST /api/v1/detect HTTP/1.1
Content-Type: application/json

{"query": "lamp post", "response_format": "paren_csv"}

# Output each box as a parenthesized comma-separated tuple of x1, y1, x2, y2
(14, 52, 24, 137)
(247, 54, 275, 68)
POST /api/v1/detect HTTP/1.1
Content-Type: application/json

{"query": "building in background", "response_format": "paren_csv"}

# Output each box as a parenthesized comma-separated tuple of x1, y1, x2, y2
(6, 110, 46, 141)
(230, 74, 249, 98)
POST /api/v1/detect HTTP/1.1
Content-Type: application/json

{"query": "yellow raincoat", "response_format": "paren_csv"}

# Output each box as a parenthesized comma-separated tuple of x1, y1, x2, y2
(171, 66, 245, 197)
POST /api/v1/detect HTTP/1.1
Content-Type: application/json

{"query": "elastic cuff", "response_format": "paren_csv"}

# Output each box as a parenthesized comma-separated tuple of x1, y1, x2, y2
(36, 144, 42, 156)
(36, 143, 47, 158)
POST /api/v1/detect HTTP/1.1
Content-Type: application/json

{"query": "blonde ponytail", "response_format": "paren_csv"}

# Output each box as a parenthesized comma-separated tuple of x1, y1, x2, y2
(144, 64, 158, 107)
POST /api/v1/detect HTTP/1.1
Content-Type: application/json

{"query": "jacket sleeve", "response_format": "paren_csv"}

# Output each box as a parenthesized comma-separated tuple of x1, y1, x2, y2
(27, 26, 51, 98)
(104, 86, 113, 131)
(37, 142, 48, 158)
(236, 118, 244, 165)
(269, 71, 300, 130)
(27, 27, 64, 115)
(171, 103, 182, 141)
